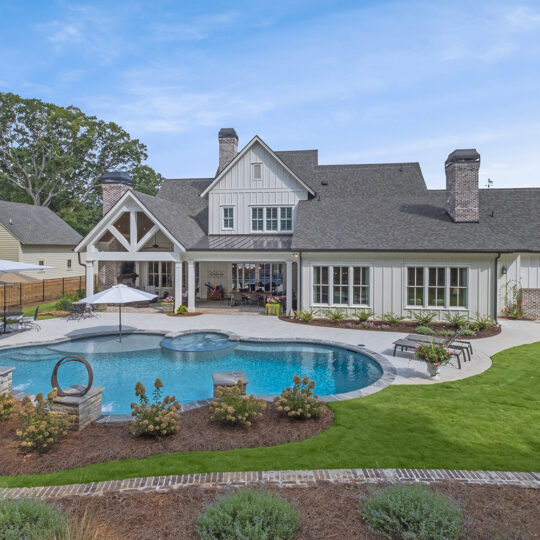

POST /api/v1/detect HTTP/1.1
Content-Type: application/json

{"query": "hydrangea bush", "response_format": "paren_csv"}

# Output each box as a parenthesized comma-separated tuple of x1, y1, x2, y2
(210, 381, 266, 426)
(274, 375, 324, 420)
(0, 393, 15, 421)
(130, 378, 181, 437)
(17, 389, 73, 452)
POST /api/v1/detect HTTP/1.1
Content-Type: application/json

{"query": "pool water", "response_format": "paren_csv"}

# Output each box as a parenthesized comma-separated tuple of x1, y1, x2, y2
(1, 333, 383, 415)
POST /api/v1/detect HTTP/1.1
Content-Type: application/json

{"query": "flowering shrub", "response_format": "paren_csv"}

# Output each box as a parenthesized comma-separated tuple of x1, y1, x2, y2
(0, 393, 15, 421)
(415, 342, 452, 366)
(210, 381, 266, 426)
(161, 296, 175, 304)
(503, 281, 523, 319)
(266, 296, 281, 305)
(176, 304, 187, 314)
(17, 389, 73, 452)
(274, 376, 324, 420)
(359, 321, 390, 330)
(130, 378, 181, 437)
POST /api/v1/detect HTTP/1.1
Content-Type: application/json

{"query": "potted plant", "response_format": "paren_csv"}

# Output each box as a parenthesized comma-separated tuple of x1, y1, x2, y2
(415, 342, 452, 379)
(265, 296, 281, 316)
(161, 296, 175, 313)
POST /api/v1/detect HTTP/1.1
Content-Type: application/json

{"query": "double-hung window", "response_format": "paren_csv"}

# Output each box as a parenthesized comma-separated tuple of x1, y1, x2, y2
(222, 207, 234, 230)
(251, 207, 264, 231)
(333, 266, 349, 304)
(313, 266, 329, 304)
(312, 265, 370, 306)
(251, 207, 293, 232)
(406, 267, 468, 309)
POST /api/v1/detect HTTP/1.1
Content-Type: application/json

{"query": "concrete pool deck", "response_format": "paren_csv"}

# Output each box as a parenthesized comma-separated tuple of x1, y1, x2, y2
(1, 313, 538, 387)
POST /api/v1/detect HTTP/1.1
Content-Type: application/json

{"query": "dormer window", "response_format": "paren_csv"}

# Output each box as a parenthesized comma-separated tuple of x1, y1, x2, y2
(251, 206, 293, 233)
(252, 163, 262, 181)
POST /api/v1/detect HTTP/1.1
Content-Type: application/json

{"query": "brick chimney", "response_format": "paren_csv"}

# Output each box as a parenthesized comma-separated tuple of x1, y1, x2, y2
(445, 149, 480, 222)
(102, 171, 132, 215)
(218, 128, 238, 174)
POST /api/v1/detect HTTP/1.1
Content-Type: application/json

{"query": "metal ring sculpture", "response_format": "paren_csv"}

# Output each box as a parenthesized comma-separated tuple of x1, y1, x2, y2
(51, 355, 93, 397)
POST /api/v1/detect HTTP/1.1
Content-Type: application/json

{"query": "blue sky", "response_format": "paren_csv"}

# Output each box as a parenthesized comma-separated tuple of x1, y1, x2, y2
(1, 0, 540, 188)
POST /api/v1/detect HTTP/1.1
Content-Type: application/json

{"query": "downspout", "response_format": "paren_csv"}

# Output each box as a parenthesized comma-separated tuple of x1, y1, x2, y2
(493, 252, 501, 323)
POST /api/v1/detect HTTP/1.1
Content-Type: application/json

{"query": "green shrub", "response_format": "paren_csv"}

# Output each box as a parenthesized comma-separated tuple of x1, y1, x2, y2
(461, 329, 476, 336)
(408, 310, 436, 327)
(55, 292, 79, 311)
(437, 330, 454, 337)
(17, 389, 73, 453)
(0, 393, 15, 421)
(326, 308, 347, 323)
(0, 498, 67, 540)
(196, 489, 300, 540)
(381, 312, 405, 326)
(296, 309, 314, 323)
(210, 381, 266, 426)
(470, 312, 496, 332)
(415, 325, 435, 335)
(444, 312, 470, 329)
(362, 483, 463, 540)
(176, 304, 187, 315)
(274, 375, 323, 420)
(354, 309, 373, 323)
(130, 378, 181, 437)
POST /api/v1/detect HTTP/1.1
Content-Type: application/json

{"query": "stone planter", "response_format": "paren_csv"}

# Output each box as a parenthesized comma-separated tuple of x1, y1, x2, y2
(426, 362, 440, 380)
(265, 303, 280, 316)
(161, 302, 174, 313)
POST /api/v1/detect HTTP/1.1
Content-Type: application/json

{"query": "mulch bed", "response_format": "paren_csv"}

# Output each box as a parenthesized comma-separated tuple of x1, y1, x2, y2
(279, 316, 501, 339)
(0, 403, 332, 476)
(57, 481, 540, 539)
(166, 312, 203, 317)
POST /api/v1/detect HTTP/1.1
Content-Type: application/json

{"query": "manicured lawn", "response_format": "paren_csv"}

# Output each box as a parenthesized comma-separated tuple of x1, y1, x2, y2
(2, 342, 539, 488)
(22, 301, 60, 320)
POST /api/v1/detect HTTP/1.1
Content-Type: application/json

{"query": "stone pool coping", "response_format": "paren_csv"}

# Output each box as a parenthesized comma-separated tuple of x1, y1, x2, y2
(2, 328, 396, 422)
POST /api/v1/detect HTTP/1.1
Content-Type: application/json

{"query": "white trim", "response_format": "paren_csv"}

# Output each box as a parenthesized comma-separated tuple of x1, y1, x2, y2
(135, 224, 160, 251)
(251, 162, 262, 181)
(75, 190, 186, 253)
(221, 206, 235, 231)
(200, 135, 316, 198)
(249, 205, 294, 234)
(107, 224, 131, 252)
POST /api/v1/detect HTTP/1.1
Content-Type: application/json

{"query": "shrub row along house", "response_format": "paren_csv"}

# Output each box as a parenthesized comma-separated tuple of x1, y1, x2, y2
(75, 129, 540, 319)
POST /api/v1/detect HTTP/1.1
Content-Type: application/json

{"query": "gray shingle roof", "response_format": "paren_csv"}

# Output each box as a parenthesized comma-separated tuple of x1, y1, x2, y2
(0, 200, 82, 246)
(153, 150, 540, 254)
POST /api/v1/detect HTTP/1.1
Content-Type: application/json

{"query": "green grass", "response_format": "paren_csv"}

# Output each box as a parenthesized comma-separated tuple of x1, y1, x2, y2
(1, 342, 539, 488)
(21, 301, 61, 320)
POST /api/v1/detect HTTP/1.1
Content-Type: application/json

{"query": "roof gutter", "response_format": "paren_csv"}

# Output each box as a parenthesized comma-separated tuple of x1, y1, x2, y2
(493, 252, 501, 323)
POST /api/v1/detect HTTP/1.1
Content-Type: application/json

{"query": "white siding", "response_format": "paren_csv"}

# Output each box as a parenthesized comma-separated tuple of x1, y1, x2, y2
(208, 141, 309, 234)
(301, 252, 495, 319)
(497, 253, 540, 313)
(19, 245, 86, 279)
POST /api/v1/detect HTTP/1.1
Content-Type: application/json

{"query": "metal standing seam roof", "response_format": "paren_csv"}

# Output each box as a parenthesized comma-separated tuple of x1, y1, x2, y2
(0, 200, 82, 246)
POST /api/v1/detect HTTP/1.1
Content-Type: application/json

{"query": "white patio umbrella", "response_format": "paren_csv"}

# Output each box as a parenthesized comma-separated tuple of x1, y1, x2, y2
(78, 284, 157, 341)
(0, 260, 52, 333)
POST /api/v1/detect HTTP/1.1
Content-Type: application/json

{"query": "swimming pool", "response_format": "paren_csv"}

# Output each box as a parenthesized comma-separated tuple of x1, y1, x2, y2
(0, 332, 384, 415)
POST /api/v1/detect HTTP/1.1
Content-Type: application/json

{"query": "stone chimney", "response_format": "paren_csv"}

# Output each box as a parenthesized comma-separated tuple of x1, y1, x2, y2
(102, 171, 132, 215)
(445, 149, 480, 222)
(218, 128, 238, 174)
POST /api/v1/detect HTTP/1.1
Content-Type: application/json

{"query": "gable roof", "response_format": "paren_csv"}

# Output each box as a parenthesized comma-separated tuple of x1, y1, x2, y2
(0, 200, 81, 246)
(199, 136, 316, 198)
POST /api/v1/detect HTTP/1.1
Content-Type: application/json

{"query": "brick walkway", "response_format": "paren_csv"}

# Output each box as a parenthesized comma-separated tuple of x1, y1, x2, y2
(1, 468, 538, 500)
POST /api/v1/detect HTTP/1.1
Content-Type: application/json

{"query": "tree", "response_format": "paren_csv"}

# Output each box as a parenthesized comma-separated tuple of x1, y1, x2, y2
(0, 92, 160, 209)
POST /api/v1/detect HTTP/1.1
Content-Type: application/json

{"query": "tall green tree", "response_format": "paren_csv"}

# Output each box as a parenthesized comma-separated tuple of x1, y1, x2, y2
(0, 93, 162, 215)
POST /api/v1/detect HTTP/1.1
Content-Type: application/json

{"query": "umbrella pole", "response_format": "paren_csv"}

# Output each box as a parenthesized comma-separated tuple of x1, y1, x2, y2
(2, 287, 6, 334)
(119, 304, 122, 343)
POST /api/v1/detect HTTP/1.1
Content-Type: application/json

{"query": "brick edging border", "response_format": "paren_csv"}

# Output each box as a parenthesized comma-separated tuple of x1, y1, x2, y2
(1, 468, 538, 500)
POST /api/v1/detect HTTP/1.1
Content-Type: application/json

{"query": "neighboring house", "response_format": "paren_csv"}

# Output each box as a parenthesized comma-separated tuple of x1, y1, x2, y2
(75, 129, 540, 319)
(0, 200, 84, 279)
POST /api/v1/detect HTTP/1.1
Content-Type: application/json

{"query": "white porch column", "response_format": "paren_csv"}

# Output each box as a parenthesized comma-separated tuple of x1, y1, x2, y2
(85, 262, 94, 298)
(286, 261, 293, 314)
(174, 262, 183, 311)
(187, 261, 195, 312)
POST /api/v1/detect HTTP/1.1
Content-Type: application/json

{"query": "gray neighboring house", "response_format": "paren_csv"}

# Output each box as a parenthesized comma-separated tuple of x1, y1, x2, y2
(0, 200, 84, 279)
(75, 129, 540, 319)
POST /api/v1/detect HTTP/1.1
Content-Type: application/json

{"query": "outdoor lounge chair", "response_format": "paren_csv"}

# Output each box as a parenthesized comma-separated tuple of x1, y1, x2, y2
(18, 306, 40, 331)
(392, 337, 465, 369)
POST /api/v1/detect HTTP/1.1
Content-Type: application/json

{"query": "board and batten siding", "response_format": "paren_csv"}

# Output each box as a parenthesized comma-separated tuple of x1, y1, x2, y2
(300, 252, 495, 319)
(208, 141, 309, 235)
(0, 224, 20, 261)
(19, 245, 86, 279)
(497, 253, 540, 312)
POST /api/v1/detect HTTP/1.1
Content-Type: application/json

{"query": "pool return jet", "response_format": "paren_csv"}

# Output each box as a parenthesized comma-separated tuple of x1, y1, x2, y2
(79, 284, 157, 342)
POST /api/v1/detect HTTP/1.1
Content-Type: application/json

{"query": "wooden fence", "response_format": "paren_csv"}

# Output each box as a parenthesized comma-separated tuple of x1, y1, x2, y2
(0, 276, 98, 309)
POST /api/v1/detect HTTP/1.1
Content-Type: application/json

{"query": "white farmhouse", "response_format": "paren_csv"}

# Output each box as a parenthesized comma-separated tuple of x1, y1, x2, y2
(75, 129, 540, 320)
